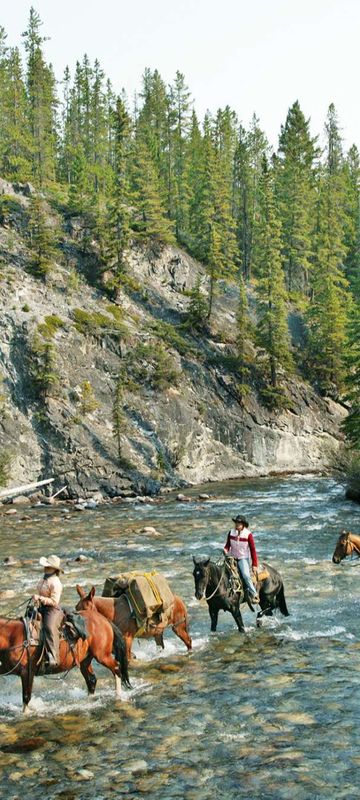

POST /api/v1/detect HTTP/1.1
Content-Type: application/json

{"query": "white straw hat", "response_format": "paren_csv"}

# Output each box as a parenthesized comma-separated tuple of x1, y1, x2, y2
(39, 554, 64, 572)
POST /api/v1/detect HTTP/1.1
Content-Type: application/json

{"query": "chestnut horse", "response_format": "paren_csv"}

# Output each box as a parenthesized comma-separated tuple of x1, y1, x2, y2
(76, 585, 192, 661)
(0, 605, 130, 713)
(332, 530, 360, 563)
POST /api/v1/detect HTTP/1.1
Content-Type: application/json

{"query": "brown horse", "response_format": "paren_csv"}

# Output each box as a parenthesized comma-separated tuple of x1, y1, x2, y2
(75, 585, 192, 661)
(332, 530, 360, 563)
(0, 605, 131, 713)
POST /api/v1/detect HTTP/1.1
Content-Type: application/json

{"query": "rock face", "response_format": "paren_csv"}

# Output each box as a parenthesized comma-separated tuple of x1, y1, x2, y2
(0, 182, 347, 497)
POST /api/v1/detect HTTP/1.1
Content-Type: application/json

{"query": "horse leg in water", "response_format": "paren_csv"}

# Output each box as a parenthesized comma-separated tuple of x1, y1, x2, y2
(21, 663, 35, 714)
(96, 653, 124, 698)
(171, 615, 192, 651)
(229, 602, 246, 633)
(208, 604, 219, 632)
(80, 655, 97, 695)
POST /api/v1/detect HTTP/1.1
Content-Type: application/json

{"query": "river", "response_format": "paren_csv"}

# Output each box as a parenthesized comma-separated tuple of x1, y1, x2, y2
(1, 475, 360, 799)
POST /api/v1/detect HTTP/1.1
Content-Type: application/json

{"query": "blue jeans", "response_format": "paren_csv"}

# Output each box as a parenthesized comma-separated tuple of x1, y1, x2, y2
(238, 558, 257, 597)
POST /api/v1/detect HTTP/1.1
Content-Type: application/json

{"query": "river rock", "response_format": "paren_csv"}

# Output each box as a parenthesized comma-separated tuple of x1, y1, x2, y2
(40, 495, 56, 505)
(83, 499, 98, 509)
(4, 508, 17, 515)
(8, 771, 23, 782)
(12, 495, 31, 505)
(89, 491, 105, 503)
(74, 554, 90, 562)
(139, 526, 161, 536)
(123, 759, 148, 773)
(4, 556, 18, 566)
(198, 493, 210, 500)
(176, 493, 191, 502)
(73, 769, 94, 780)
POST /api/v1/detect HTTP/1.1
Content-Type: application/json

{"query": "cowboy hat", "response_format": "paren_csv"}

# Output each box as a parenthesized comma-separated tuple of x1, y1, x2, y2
(232, 515, 249, 526)
(39, 554, 64, 572)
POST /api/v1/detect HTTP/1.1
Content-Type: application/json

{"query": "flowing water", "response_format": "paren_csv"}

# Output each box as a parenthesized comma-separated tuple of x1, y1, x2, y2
(1, 475, 360, 799)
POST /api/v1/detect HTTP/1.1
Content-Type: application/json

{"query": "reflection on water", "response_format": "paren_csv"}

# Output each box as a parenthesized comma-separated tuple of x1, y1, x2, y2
(1, 475, 360, 799)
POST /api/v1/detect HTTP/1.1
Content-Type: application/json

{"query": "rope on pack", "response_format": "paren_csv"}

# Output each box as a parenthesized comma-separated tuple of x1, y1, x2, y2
(127, 571, 162, 618)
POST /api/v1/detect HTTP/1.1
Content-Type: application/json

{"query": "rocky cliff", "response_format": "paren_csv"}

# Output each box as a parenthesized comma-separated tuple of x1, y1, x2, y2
(0, 180, 347, 498)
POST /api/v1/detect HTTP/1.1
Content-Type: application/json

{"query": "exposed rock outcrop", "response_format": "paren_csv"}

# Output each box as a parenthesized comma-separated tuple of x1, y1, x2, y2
(0, 182, 347, 498)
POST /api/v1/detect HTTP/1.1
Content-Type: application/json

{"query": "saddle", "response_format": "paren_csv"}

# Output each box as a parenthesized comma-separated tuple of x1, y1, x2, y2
(24, 606, 87, 647)
(224, 557, 269, 602)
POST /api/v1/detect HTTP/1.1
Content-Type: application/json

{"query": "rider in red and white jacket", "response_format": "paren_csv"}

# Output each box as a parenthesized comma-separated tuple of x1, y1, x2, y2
(224, 515, 260, 603)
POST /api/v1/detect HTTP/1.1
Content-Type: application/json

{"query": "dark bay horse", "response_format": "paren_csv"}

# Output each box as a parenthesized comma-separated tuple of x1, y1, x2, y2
(193, 557, 289, 632)
(76, 585, 192, 661)
(332, 530, 360, 563)
(0, 604, 130, 712)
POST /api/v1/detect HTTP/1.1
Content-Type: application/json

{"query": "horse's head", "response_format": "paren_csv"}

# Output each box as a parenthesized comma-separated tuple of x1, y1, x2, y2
(332, 530, 352, 564)
(76, 585, 96, 610)
(192, 556, 210, 600)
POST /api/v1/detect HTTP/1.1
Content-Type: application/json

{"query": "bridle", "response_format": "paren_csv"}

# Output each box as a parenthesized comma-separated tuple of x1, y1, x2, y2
(200, 563, 226, 602)
(338, 533, 360, 561)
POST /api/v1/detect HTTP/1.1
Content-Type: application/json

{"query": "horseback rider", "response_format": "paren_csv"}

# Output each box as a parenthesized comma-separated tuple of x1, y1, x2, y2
(223, 515, 260, 604)
(32, 555, 64, 667)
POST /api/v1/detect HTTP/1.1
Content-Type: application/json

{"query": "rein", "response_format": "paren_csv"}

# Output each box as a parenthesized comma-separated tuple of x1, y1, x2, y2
(203, 564, 226, 602)
(0, 642, 27, 675)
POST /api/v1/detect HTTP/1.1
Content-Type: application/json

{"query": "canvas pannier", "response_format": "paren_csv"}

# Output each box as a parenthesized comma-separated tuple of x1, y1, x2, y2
(102, 571, 174, 625)
(102, 575, 129, 597)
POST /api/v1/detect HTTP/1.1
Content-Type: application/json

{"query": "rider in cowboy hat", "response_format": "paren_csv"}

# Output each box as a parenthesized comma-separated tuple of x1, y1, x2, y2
(223, 515, 260, 604)
(32, 555, 64, 667)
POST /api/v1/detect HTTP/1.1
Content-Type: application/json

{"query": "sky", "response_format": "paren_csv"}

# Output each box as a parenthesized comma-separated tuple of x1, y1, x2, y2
(2, 0, 360, 150)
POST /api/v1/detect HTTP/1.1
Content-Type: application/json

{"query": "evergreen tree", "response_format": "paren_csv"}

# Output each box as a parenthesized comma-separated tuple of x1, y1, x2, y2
(305, 107, 350, 395)
(90, 58, 110, 193)
(343, 274, 360, 446)
(254, 158, 293, 396)
(306, 169, 349, 394)
(191, 116, 238, 317)
(138, 68, 170, 200)
(112, 374, 126, 461)
(27, 194, 58, 278)
(0, 43, 32, 180)
(343, 144, 360, 289)
(233, 115, 268, 280)
(102, 97, 132, 282)
(169, 71, 191, 240)
(130, 133, 175, 244)
(325, 103, 343, 176)
(186, 275, 208, 331)
(275, 100, 317, 293)
(22, 7, 58, 186)
(186, 110, 204, 253)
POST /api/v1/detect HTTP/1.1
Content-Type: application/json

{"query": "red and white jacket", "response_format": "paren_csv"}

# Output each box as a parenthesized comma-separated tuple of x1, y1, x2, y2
(224, 528, 258, 567)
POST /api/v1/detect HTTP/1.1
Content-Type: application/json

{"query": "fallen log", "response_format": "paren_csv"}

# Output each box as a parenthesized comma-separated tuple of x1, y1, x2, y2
(0, 478, 54, 500)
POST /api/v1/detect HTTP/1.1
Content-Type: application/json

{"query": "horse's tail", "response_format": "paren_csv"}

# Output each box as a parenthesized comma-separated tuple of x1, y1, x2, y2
(277, 583, 290, 617)
(110, 621, 132, 689)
